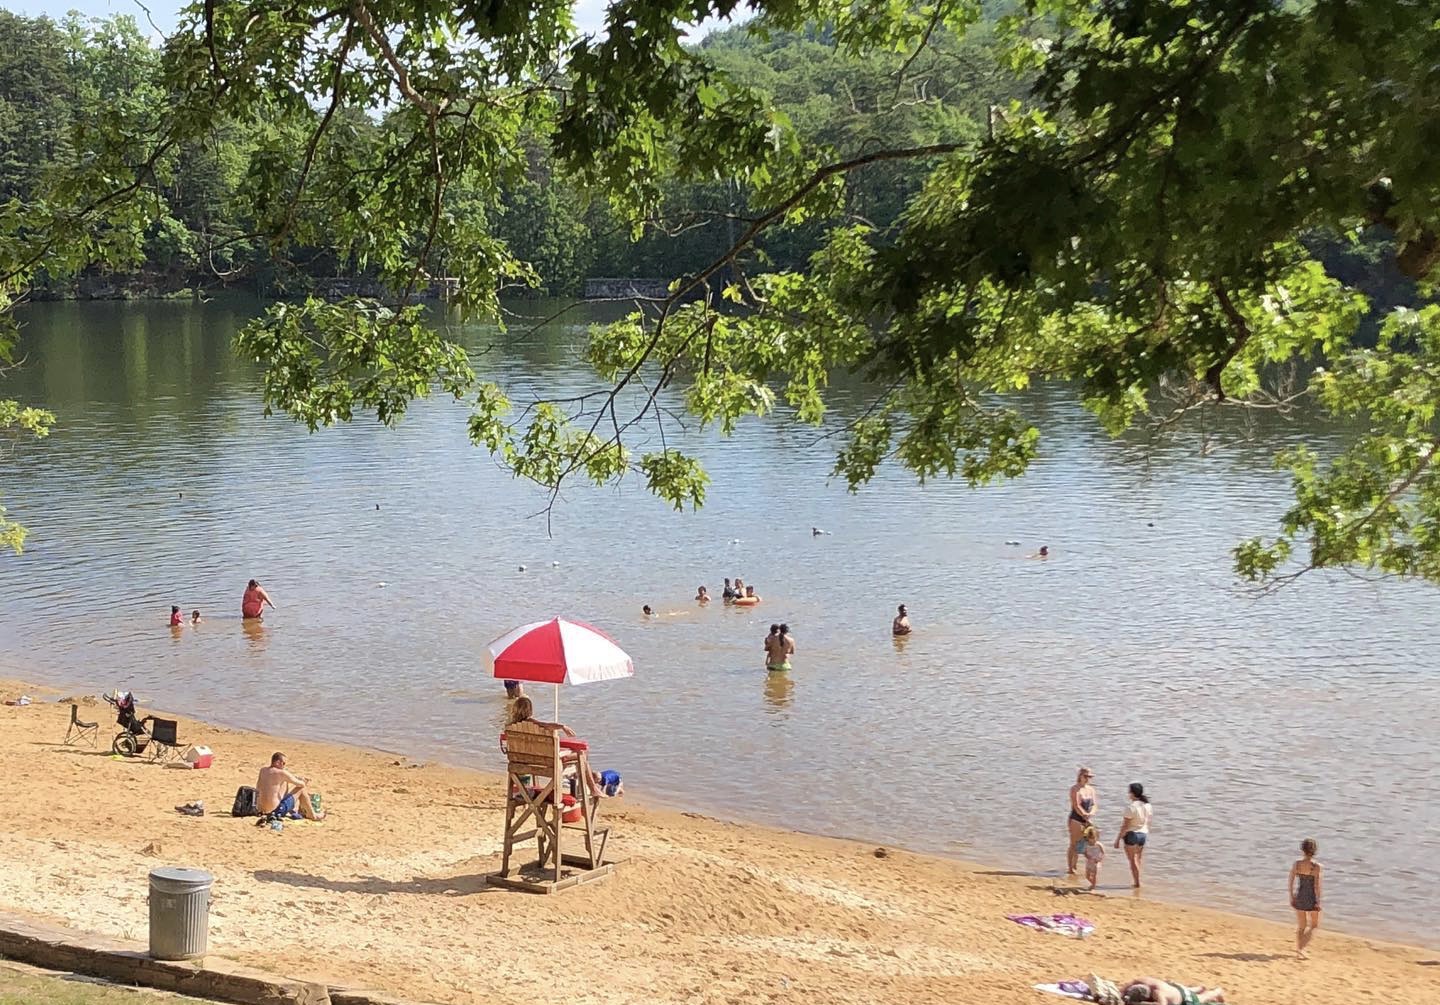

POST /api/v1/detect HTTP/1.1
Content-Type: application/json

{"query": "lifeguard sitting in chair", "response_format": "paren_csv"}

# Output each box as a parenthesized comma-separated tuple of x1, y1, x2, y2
(492, 696, 617, 892)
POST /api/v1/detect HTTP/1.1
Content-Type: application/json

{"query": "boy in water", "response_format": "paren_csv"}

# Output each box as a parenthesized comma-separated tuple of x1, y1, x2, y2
(190, 610, 202, 625)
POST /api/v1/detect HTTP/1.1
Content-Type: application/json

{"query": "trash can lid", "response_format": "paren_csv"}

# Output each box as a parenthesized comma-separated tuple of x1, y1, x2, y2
(149, 866, 213, 889)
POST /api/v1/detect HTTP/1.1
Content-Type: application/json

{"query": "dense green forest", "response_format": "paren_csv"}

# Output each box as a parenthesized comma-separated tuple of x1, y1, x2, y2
(0, 10, 1017, 296)
(0, 9, 1413, 311)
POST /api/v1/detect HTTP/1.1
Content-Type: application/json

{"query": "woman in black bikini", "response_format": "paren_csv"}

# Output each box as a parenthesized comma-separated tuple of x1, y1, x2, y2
(1067, 766, 1096, 876)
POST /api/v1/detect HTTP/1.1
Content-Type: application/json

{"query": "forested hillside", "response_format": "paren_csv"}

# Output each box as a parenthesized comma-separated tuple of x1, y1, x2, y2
(0, 11, 1014, 296)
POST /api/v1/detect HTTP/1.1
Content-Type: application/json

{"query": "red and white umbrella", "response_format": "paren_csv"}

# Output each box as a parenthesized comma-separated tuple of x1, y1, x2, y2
(484, 617, 633, 717)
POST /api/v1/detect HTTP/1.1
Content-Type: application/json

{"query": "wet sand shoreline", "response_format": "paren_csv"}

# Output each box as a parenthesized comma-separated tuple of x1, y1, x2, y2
(1, 676, 1435, 1005)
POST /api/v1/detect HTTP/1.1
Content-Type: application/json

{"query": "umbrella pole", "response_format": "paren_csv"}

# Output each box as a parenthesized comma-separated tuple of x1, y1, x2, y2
(554, 683, 559, 722)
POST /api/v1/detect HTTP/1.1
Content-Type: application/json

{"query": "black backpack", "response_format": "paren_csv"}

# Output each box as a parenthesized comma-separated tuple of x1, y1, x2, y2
(231, 785, 258, 817)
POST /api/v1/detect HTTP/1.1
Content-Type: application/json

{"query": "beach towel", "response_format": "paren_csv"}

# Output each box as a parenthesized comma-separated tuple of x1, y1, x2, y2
(1034, 981, 1093, 1001)
(1008, 913, 1096, 938)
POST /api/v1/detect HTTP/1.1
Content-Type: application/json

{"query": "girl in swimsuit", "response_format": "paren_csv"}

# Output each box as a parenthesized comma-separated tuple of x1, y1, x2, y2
(1067, 766, 1096, 875)
(1289, 837, 1322, 958)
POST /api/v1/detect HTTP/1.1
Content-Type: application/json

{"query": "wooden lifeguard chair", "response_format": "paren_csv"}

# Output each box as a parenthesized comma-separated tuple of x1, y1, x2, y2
(490, 720, 614, 893)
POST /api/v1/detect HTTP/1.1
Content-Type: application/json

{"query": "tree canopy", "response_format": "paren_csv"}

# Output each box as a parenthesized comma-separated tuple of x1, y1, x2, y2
(2, 0, 1439, 587)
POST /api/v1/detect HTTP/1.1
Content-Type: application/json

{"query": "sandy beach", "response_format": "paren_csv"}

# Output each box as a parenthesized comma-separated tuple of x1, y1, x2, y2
(1, 680, 1434, 1005)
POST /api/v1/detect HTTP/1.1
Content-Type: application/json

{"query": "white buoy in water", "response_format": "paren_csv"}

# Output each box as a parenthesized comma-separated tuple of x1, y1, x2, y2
(377, 581, 387, 588)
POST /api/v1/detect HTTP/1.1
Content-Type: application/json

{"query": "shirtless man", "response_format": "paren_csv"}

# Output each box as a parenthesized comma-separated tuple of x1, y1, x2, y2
(892, 604, 911, 636)
(256, 752, 322, 820)
(242, 579, 275, 620)
(1122, 978, 1226, 1005)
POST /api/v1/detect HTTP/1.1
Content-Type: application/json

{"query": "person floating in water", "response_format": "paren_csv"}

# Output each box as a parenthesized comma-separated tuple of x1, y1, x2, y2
(190, 610, 202, 625)
(642, 605, 654, 617)
(242, 579, 275, 620)
(1028, 545, 1051, 559)
(696, 585, 710, 604)
(169, 605, 182, 627)
(743, 585, 760, 602)
(892, 604, 911, 636)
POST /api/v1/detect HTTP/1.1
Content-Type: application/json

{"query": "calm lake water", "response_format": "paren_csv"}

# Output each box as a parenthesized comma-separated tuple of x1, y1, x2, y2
(1, 299, 1436, 945)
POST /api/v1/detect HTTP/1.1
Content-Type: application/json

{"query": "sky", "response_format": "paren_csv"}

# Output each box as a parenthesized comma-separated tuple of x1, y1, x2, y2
(8, 1, 724, 40)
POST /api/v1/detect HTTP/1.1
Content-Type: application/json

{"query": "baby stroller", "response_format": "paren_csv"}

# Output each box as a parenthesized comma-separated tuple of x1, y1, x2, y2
(105, 690, 153, 756)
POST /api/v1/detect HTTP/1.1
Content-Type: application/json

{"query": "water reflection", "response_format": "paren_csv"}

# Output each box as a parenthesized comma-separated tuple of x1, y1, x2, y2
(762, 672, 794, 712)
(241, 620, 268, 653)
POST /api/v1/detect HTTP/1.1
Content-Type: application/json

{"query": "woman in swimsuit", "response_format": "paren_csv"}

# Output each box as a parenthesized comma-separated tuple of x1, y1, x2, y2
(1289, 837, 1323, 958)
(1066, 766, 1096, 876)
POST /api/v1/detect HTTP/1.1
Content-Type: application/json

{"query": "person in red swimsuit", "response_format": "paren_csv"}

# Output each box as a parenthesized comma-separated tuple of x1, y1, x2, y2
(242, 579, 275, 620)
(169, 605, 183, 627)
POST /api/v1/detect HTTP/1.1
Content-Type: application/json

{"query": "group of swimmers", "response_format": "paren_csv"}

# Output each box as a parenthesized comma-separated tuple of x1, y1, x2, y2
(164, 579, 276, 628)
(716, 578, 761, 605)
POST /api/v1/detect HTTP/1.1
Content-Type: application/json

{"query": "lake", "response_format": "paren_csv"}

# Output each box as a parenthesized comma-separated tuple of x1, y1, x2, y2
(0, 298, 1435, 945)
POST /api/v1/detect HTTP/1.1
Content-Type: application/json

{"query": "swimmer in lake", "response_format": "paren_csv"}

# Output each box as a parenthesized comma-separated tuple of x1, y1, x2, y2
(696, 585, 710, 604)
(765, 623, 794, 672)
(242, 579, 275, 619)
(190, 610, 202, 625)
(892, 604, 911, 636)
(722, 578, 736, 602)
(1029, 545, 1050, 559)
(642, 605, 654, 617)
(169, 605, 182, 627)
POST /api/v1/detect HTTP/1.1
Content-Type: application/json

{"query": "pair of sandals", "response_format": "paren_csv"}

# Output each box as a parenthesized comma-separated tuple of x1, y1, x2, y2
(174, 801, 205, 817)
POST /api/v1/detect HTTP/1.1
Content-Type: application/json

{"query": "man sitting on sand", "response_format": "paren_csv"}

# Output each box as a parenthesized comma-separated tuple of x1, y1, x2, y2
(256, 752, 323, 820)
(1122, 978, 1225, 1005)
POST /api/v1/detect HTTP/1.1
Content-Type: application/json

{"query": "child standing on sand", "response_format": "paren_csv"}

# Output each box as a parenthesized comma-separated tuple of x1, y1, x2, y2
(1079, 824, 1105, 890)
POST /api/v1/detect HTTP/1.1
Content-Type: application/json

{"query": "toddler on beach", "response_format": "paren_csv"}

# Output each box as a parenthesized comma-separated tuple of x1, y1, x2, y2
(1078, 824, 1105, 889)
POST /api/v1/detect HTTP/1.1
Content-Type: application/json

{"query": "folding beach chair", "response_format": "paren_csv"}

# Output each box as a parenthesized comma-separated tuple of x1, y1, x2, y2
(492, 721, 612, 893)
(144, 717, 183, 763)
(63, 704, 99, 748)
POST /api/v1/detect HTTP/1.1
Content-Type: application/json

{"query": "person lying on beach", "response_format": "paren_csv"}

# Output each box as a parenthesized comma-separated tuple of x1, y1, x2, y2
(256, 752, 323, 820)
(1121, 978, 1225, 1005)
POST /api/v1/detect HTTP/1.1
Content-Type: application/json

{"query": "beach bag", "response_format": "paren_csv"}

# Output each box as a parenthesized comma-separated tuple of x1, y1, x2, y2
(231, 785, 258, 817)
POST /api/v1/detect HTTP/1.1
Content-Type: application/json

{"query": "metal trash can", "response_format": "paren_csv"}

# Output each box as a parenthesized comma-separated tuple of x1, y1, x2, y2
(148, 867, 213, 960)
